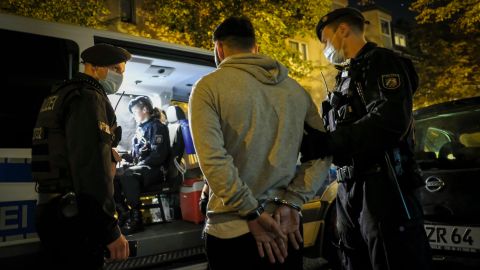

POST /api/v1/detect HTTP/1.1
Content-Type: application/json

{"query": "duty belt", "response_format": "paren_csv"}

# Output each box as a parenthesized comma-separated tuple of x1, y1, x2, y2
(336, 166, 354, 183)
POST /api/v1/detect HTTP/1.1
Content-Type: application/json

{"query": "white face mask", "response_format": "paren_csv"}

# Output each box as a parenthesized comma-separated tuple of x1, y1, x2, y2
(323, 30, 346, 65)
(99, 69, 123, 95)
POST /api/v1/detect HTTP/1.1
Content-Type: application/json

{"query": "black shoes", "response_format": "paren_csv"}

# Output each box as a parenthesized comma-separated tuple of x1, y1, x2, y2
(120, 208, 144, 235)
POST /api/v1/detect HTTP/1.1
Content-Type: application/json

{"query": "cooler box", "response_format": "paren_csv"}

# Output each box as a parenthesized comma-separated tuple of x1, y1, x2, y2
(180, 179, 205, 224)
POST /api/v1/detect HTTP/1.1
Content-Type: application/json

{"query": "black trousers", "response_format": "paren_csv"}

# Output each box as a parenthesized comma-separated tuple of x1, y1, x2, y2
(35, 198, 104, 270)
(336, 169, 431, 270)
(119, 165, 162, 208)
(205, 229, 303, 270)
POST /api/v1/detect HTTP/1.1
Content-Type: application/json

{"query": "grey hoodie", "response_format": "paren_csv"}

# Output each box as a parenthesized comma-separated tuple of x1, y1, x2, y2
(189, 53, 331, 226)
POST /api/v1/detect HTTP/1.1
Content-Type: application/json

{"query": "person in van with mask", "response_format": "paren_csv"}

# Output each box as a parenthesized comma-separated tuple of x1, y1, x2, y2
(32, 43, 131, 269)
(116, 96, 170, 234)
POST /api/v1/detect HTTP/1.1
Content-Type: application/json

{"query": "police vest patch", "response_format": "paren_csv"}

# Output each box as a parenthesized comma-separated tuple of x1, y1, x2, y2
(98, 121, 111, 134)
(381, 74, 401, 90)
(32, 127, 44, 140)
(155, 135, 163, 144)
(40, 96, 58, 112)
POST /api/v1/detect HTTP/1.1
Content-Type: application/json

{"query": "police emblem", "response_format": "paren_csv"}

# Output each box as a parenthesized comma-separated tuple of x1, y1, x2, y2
(381, 74, 401, 90)
(155, 135, 163, 144)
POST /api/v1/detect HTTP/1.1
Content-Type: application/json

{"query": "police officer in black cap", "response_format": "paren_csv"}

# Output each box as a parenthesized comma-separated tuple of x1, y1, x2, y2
(32, 43, 131, 269)
(302, 7, 431, 270)
(115, 96, 170, 234)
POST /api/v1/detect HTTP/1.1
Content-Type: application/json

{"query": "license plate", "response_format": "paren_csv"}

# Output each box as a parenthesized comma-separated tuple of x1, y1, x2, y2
(425, 224, 480, 253)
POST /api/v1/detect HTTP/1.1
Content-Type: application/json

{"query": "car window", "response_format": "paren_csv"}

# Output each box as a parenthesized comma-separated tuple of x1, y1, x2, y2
(415, 108, 480, 169)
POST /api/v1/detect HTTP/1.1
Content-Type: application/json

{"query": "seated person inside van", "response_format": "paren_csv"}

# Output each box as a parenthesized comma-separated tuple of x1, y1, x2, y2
(166, 105, 186, 183)
(116, 96, 170, 234)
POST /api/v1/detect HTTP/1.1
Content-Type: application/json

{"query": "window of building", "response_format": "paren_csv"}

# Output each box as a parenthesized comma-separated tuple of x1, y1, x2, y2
(121, 0, 135, 23)
(380, 19, 391, 36)
(394, 33, 407, 47)
(289, 40, 308, 60)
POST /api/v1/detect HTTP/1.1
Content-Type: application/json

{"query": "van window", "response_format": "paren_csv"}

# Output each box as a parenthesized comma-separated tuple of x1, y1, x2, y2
(0, 29, 79, 148)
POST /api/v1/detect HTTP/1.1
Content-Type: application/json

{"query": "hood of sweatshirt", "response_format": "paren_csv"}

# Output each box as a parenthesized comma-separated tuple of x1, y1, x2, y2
(218, 53, 289, 85)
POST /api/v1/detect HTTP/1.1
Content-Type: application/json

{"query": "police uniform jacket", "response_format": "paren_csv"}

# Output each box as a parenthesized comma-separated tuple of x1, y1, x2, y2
(32, 72, 121, 245)
(325, 42, 419, 173)
(132, 118, 170, 168)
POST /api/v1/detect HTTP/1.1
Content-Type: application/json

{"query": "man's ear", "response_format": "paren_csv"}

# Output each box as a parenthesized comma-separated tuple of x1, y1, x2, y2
(339, 23, 349, 38)
(216, 41, 225, 61)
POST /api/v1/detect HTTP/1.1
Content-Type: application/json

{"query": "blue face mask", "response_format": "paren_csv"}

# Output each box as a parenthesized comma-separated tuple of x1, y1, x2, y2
(99, 69, 123, 94)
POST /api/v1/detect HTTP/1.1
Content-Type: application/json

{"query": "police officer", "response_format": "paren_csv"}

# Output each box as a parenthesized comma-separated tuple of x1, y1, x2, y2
(117, 96, 170, 233)
(304, 7, 431, 270)
(32, 43, 131, 269)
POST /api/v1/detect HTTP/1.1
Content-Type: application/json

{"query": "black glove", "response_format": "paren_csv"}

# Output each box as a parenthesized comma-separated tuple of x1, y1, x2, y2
(199, 192, 208, 216)
(121, 152, 134, 163)
(112, 126, 122, 147)
(300, 123, 333, 163)
(139, 143, 151, 159)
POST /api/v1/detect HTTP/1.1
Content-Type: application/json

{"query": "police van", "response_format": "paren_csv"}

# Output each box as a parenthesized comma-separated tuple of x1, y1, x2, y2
(0, 13, 339, 269)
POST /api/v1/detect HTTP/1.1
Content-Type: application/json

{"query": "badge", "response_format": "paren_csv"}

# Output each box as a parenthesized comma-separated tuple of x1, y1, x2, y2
(381, 74, 401, 90)
(40, 96, 58, 112)
(155, 135, 163, 144)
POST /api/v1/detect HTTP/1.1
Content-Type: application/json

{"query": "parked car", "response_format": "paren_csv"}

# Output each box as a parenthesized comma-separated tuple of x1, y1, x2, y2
(414, 96, 480, 268)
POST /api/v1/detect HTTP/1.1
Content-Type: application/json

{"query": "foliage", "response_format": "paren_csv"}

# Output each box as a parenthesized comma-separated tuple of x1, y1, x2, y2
(410, 0, 480, 108)
(411, 0, 480, 34)
(132, 0, 331, 79)
(1, 0, 109, 28)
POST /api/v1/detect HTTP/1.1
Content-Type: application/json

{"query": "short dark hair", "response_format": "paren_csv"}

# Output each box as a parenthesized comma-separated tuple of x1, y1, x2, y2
(213, 16, 256, 50)
(329, 15, 365, 34)
(316, 8, 367, 40)
(128, 96, 153, 114)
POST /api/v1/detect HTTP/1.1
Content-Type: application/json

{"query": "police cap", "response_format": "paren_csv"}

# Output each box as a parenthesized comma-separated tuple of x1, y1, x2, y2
(128, 96, 153, 114)
(213, 16, 255, 41)
(81, 43, 131, 66)
(316, 7, 367, 40)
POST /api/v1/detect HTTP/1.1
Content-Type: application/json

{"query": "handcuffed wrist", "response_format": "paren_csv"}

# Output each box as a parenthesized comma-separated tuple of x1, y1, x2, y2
(265, 197, 302, 212)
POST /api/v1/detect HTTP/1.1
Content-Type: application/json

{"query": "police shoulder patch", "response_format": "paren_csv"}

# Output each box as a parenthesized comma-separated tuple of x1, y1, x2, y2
(155, 135, 163, 144)
(381, 74, 401, 90)
(98, 121, 111, 134)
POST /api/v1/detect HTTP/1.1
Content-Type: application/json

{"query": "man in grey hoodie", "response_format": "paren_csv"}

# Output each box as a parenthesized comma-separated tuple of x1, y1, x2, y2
(189, 17, 331, 269)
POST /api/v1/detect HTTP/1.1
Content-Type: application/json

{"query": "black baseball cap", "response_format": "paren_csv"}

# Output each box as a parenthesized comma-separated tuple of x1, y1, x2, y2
(316, 7, 368, 40)
(81, 43, 131, 66)
(213, 16, 255, 41)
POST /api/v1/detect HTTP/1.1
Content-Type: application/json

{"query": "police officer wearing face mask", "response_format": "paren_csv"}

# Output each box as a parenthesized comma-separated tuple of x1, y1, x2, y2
(115, 96, 170, 234)
(301, 8, 432, 270)
(32, 43, 131, 269)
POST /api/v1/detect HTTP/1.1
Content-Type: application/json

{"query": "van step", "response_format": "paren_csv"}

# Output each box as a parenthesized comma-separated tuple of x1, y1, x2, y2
(104, 246, 205, 270)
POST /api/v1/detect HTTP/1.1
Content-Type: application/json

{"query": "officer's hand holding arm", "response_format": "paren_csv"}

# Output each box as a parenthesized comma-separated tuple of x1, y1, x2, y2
(274, 205, 303, 250)
(247, 213, 288, 264)
(283, 94, 332, 226)
(300, 123, 334, 162)
(106, 234, 129, 261)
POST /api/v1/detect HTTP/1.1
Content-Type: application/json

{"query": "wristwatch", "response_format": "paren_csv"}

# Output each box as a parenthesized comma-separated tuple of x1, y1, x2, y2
(243, 205, 264, 221)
